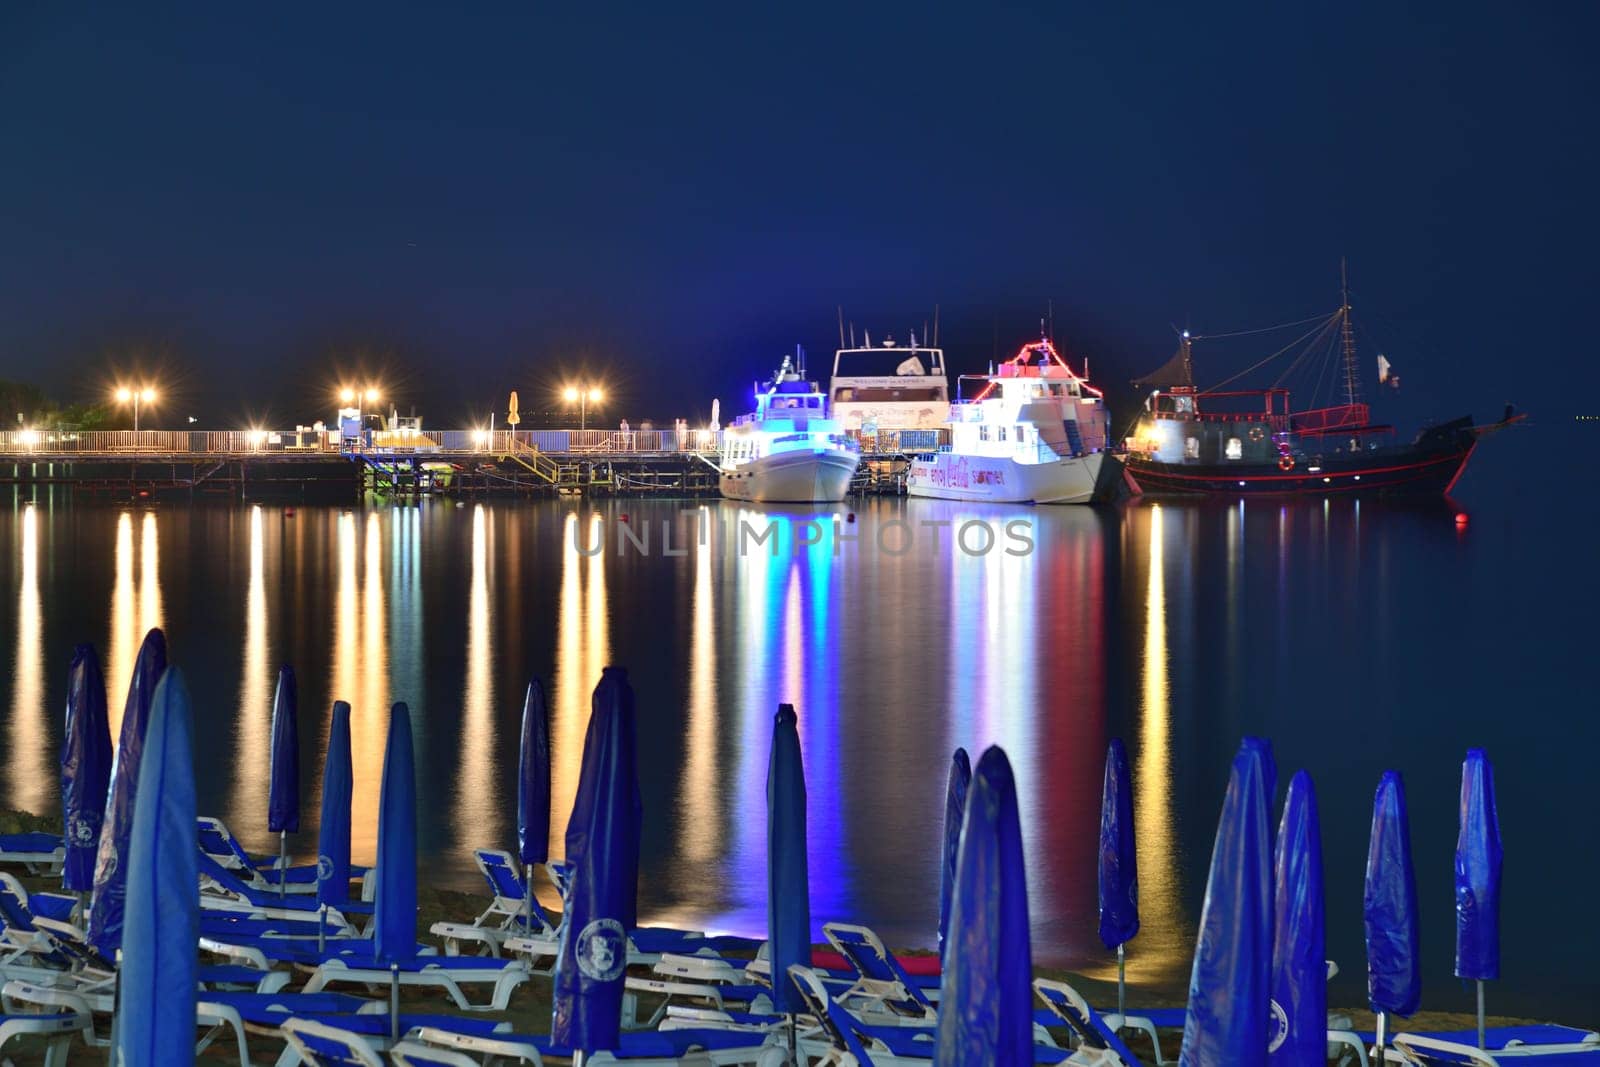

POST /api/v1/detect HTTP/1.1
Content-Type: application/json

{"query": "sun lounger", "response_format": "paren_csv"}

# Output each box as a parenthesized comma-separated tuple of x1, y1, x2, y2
(397, 1022, 776, 1066)
(785, 965, 1066, 1066)
(0, 834, 64, 876)
(198, 817, 372, 898)
(297, 950, 530, 1012)
(429, 849, 559, 957)
(279, 1017, 516, 1067)
(1391, 1033, 1600, 1065)
(822, 923, 938, 1024)
(0, 980, 92, 1066)
(1033, 978, 1148, 1067)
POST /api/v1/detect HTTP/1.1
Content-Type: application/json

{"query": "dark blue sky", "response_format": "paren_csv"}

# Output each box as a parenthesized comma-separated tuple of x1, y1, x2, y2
(1, 4, 1593, 428)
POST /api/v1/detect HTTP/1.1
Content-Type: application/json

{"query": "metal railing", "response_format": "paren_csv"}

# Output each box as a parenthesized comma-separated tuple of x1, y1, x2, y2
(0, 426, 952, 458)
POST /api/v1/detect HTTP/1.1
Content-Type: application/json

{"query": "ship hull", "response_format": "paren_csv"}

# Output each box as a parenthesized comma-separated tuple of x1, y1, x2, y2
(720, 449, 860, 503)
(906, 451, 1119, 505)
(1124, 441, 1474, 497)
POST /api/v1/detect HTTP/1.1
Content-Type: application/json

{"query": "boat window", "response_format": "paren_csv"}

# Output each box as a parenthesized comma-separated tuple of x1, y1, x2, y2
(979, 425, 990, 442)
(1226, 437, 1243, 460)
(998, 426, 1007, 442)
(831, 386, 945, 402)
(1185, 436, 1200, 460)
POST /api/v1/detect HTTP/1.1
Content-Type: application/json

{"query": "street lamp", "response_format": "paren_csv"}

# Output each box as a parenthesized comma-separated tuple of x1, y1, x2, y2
(337, 386, 382, 448)
(114, 386, 157, 431)
(562, 385, 604, 430)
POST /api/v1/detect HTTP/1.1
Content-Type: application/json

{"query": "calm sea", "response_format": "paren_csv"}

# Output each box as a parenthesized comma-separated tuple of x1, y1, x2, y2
(0, 424, 1593, 1022)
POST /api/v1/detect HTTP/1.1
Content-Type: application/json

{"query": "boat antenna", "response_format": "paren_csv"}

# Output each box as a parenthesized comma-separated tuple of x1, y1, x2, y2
(1340, 258, 1362, 407)
(849, 321, 856, 348)
(933, 304, 940, 348)
(838, 306, 846, 351)
(1048, 300, 1054, 343)
(923, 319, 929, 349)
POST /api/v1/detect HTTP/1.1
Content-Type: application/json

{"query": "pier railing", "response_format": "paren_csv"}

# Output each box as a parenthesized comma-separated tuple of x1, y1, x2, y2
(0, 426, 948, 457)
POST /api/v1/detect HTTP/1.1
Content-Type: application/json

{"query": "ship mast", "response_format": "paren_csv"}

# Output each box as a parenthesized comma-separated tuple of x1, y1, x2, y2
(1340, 259, 1362, 407)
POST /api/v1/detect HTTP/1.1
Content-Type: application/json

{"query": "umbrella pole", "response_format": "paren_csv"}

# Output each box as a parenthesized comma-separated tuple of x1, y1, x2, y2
(1477, 980, 1486, 1049)
(1375, 1010, 1387, 1060)
(389, 964, 400, 1043)
(525, 863, 534, 935)
(317, 904, 326, 954)
(278, 830, 287, 899)
(1117, 943, 1126, 1019)
(108, 952, 121, 1066)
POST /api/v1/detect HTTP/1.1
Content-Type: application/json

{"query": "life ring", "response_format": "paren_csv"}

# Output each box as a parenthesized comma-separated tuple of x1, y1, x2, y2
(1278, 455, 1295, 472)
(1248, 426, 1265, 442)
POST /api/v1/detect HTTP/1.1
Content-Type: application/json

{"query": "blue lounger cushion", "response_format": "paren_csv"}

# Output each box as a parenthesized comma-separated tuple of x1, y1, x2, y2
(529, 1027, 766, 1058)
(26, 893, 78, 922)
(202, 992, 372, 1021)
(199, 964, 286, 987)
(0, 833, 63, 852)
(299, 1013, 508, 1038)
(841, 1018, 1068, 1064)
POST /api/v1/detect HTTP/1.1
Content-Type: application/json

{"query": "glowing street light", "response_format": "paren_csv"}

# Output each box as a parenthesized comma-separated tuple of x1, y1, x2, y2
(562, 384, 604, 430)
(113, 386, 157, 431)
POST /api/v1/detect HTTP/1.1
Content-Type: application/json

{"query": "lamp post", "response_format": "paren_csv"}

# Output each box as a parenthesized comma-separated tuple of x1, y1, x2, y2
(114, 386, 157, 432)
(562, 385, 604, 430)
(338, 386, 381, 449)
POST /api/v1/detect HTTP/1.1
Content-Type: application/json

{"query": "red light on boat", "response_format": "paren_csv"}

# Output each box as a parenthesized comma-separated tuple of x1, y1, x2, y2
(1455, 512, 1469, 526)
(619, 513, 629, 523)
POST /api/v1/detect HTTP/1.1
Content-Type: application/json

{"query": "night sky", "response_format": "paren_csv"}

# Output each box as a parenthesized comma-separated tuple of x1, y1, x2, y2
(2, 4, 1594, 430)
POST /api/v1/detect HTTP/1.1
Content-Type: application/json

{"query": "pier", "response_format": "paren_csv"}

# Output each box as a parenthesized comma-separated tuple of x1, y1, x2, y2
(0, 428, 942, 499)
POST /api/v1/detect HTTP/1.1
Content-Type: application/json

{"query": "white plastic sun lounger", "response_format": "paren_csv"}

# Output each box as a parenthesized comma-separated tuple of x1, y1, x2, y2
(396, 1022, 776, 1066)
(0, 834, 65, 877)
(1391, 1032, 1600, 1065)
(429, 849, 558, 958)
(0, 980, 92, 1067)
(299, 953, 531, 1012)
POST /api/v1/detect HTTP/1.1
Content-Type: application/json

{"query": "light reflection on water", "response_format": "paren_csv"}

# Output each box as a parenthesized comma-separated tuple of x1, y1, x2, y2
(0, 486, 1592, 1019)
(8, 504, 47, 813)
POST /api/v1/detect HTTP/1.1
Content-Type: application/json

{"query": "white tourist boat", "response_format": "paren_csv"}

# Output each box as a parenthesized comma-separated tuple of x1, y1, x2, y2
(906, 336, 1118, 504)
(829, 333, 950, 432)
(720, 350, 861, 503)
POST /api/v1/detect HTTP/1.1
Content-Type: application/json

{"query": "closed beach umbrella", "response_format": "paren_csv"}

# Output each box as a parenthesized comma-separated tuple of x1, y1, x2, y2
(767, 703, 810, 1017)
(117, 666, 199, 1067)
(61, 644, 113, 895)
(938, 747, 971, 961)
(518, 679, 552, 934)
(373, 701, 419, 1044)
(1180, 737, 1276, 1067)
(1364, 770, 1421, 1056)
(374, 702, 419, 965)
(1098, 737, 1139, 1017)
(935, 746, 1032, 1067)
(1455, 749, 1502, 1048)
(1269, 770, 1325, 1066)
(551, 667, 641, 1053)
(316, 701, 354, 909)
(267, 665, 300, 896)
(518, 679, 552, 866)
(89, 626, 168, 957)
